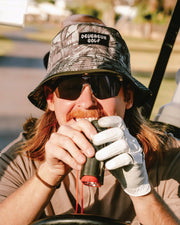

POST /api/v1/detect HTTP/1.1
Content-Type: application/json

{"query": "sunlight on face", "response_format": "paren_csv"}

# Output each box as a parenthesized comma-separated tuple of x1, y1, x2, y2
(47, 85, 133, 126)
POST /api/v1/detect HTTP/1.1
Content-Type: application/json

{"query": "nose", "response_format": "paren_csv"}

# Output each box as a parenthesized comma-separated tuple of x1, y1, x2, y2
(76, 84, 97, 109)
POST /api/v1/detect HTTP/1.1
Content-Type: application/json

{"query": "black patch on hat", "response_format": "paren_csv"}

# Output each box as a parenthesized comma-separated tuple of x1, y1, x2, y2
(79, 32, 110, 47)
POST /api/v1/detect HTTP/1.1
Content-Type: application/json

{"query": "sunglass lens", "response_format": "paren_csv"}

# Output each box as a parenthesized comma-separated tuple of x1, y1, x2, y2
(55, 75, 122, 100)
(56, 77, 82, 100)
(91, 75, 121, 99)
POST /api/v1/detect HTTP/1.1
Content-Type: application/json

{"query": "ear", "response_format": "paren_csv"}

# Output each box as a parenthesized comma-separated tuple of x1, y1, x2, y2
(44, 86, 55, 111)
(125, 89, 134, 110)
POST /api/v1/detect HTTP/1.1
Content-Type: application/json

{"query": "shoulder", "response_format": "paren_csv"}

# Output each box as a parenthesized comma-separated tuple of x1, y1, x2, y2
(149, 136, 180, 193)
(149, 137, 180, 218)
(150, 136, 180, 177)
(1, 132, 24, 157)
(0, 132, 38, 179)
(0, 133, 38, 202)
(162, 137, 180, 166)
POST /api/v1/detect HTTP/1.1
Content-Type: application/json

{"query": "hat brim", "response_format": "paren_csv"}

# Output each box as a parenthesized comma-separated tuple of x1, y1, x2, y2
(43, 51, 49, 69)
(28, 23, 152, 110)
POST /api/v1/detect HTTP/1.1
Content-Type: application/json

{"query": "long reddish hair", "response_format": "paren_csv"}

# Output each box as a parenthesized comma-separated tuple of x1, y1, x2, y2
(21, 110, 59, 161)
(21, 106, 171, 171)
(20, 81, 174, 171)
(124, 107, 169, 170)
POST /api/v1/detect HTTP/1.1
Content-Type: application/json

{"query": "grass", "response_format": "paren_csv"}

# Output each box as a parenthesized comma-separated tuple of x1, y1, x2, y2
(135, 76, 176, 120)
(25, 24, 60, 43)
(0, 25, 20, 55)
(0, 36, 13, 56)
(0, 23, 179, 121)
(125, 36, 180, 120)
(126, 36, 180, 77)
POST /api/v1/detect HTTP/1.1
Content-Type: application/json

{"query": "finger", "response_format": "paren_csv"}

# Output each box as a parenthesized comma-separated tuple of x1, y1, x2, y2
(95, 139, 128, 161)
(105, 153, 133, 170)
(66, 118, 97, 140)
(45, 139, 82, 170)
(93, 127, 124, 145)
(58, 125, 95, 157)
(98, 116, 125, 129)
(48, 132, 87, 163)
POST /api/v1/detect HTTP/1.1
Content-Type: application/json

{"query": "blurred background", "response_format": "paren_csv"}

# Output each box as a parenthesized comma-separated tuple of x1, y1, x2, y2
(0, 0, 180, 149)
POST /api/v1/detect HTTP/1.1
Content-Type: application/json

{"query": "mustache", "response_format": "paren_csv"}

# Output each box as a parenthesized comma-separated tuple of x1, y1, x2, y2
(66, 109, 107, 121)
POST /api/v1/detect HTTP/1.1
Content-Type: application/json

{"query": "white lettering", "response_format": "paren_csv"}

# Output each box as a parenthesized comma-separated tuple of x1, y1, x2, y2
(81, 33, 107, 40)
(87, 38, 100, 43)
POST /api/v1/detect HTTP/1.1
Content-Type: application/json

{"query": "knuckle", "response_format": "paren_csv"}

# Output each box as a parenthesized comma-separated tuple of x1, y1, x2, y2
(58, 124, 67, 132)
(50, 132, 58, 143)
(71, 130, 83, 142)
(63, 136, 72, 148)
(77, 119, 90, 127)
(45, 140, 51, 152)
(118, 139, 128, 149)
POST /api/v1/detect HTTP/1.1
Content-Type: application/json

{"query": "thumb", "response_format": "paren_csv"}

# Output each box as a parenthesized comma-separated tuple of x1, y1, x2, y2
(98, 116, 126, 131)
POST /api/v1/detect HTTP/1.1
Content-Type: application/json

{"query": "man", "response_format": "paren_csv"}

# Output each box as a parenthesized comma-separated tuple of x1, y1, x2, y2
(0, 15, 179, 225)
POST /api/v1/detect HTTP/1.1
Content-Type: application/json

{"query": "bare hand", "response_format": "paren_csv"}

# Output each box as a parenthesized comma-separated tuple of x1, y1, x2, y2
(43, 119, 97, 181)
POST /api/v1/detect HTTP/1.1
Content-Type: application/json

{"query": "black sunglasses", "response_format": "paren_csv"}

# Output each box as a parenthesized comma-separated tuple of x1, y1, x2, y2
(53, 74, 123, 100)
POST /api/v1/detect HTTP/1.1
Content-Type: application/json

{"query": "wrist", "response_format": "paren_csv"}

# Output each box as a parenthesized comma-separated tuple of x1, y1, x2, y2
(130, 186, 153, 200)
(124, 183, 151, 197)
(35, 171, 60, 189)
(37, 162, 65, 187)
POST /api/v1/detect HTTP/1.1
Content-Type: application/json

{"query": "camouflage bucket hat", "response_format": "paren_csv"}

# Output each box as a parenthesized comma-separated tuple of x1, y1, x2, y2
(28, 23, 152, 110)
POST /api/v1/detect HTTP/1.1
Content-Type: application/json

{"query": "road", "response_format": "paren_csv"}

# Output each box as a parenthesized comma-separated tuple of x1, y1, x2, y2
(0, 26, 50, 150)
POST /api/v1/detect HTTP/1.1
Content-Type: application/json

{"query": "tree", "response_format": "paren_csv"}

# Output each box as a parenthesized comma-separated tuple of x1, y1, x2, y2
(134, 0, 177, 19)
(66, 0, 116, 26)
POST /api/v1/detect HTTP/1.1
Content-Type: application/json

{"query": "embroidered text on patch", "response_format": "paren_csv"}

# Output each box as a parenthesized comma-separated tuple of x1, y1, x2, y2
(79, 32, 110, 47)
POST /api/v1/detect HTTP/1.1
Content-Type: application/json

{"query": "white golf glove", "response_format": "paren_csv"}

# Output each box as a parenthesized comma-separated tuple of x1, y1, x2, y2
(93, 116, 151, 197)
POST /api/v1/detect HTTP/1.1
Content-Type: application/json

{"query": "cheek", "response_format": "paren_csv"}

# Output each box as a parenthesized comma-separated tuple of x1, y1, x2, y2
(98, 98, 117, 116)
(53, 98, 75, 125)
(114, 97, 126, 118)
(98, 95, 126, 118)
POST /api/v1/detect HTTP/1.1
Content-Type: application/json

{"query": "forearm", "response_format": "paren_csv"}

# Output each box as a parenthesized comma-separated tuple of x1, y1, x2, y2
(131, 189, 180, 225)
(0, 164, 62, 225)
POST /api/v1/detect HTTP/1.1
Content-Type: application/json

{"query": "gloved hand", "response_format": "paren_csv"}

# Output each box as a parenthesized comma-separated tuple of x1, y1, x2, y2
(93, 116, 151, 197)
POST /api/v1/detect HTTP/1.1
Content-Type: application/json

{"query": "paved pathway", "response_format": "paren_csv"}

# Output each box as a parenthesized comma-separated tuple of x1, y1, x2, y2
(0, 26, 50, 150)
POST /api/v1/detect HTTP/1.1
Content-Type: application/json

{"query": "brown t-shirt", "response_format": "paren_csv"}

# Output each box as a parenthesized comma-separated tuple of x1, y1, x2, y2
(0, 133, 180, 224)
